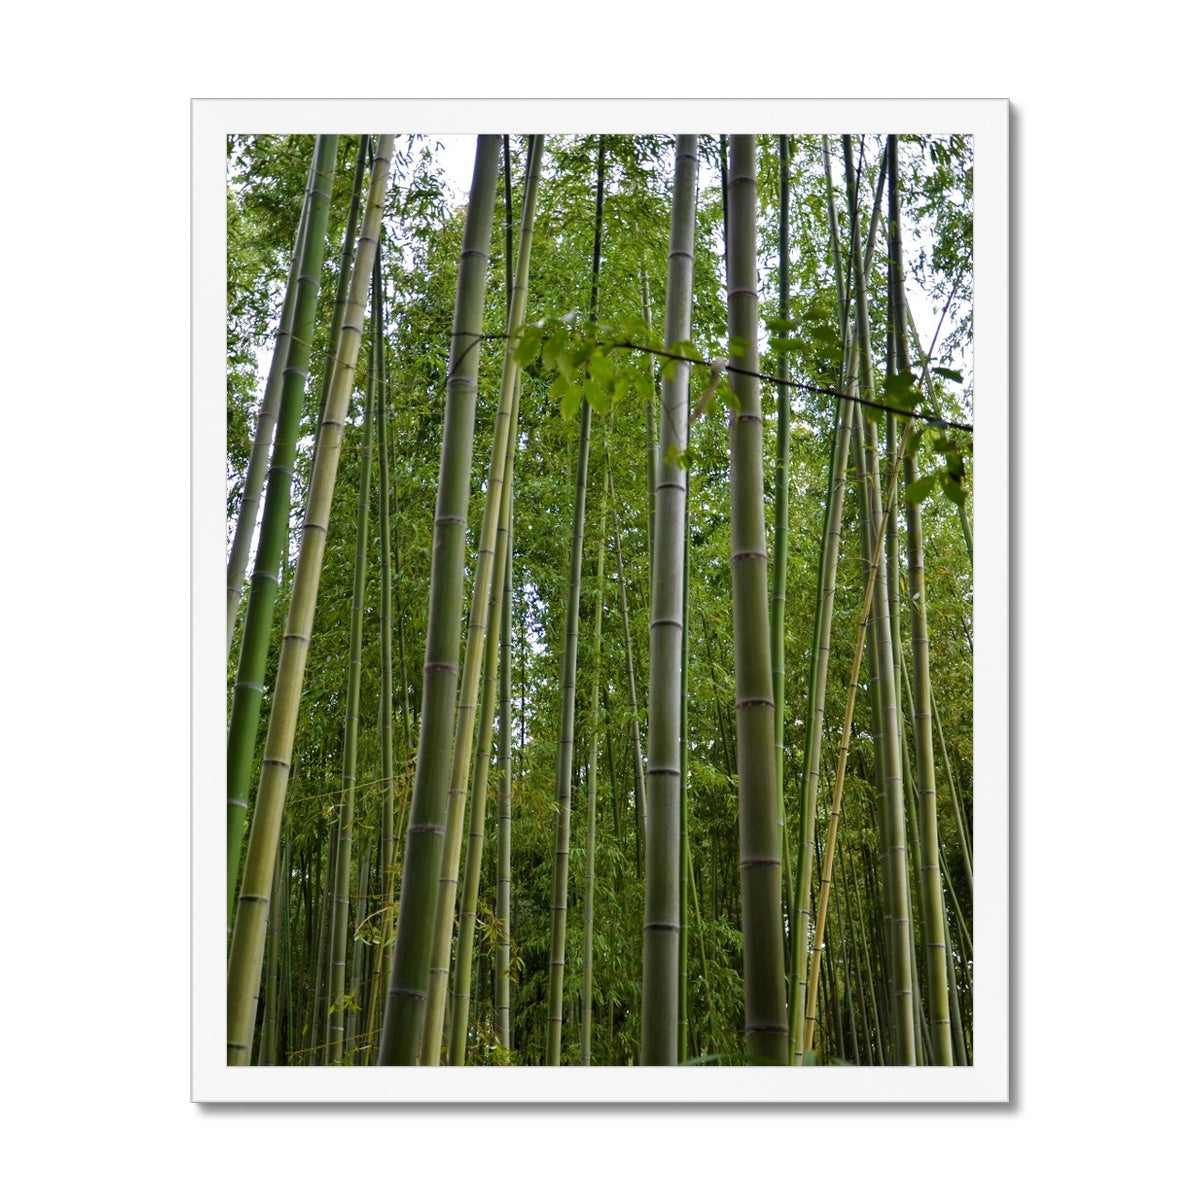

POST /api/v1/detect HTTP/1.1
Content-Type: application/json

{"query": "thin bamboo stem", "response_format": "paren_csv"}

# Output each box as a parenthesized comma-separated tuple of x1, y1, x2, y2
(547, 136, 604, 1065)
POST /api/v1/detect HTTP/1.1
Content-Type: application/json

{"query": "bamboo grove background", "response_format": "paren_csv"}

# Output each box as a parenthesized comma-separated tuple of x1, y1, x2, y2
(225, 131, 974, 1067)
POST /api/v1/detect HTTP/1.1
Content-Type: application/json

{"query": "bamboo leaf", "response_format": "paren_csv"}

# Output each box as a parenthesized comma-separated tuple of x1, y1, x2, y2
(582, 374, 610, 415)
(905, 473, 939, 505)
(881, 370, 921, 412)
(514, 322, 542, 366)
(560, 382, 582, 421)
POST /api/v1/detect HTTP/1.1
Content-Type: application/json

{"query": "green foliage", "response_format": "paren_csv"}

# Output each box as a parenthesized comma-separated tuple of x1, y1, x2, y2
(880, 370, 922, 413)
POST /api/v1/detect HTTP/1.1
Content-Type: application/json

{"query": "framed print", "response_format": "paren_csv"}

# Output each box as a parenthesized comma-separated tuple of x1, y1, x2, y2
(195, 98, 1008, 1102)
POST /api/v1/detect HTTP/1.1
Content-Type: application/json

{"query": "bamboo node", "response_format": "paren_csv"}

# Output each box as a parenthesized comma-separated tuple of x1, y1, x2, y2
(735, 696, 775, 709)
(386, 987, 427, 1002)
(730, 549, 768, 562)
(739, 857, 781, 869)
(643, 921, 681, 932)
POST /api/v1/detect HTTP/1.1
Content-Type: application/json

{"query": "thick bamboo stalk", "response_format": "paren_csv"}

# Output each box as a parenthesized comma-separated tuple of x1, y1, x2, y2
(226, 135, 394, 1066)
(727, 135, 788, 1065)
(640, 133, 697, 1065)
(377, 135, 500, 1067)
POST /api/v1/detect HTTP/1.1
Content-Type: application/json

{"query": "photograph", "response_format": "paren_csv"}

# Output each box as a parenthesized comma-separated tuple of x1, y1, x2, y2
(197, 100, 1008, 1102)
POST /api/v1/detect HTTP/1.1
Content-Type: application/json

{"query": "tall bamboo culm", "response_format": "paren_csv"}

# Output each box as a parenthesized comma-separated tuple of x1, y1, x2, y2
(227, 136, 394, 1065)
(726, 134, 788, 1064)
(377, 136, 501, 1067)
(640, 133, 698, 1066)
(888, 133, 952, 1064)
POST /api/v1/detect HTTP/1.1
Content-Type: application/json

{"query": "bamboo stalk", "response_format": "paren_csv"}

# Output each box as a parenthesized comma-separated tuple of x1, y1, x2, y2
(727, 134, 788, 1065)
(640, 134, 698, 1065)
(378, 135, 500, 1067)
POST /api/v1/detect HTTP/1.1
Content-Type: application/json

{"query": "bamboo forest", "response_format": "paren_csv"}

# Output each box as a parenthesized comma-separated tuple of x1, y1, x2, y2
(225, 131, 974, 1069)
